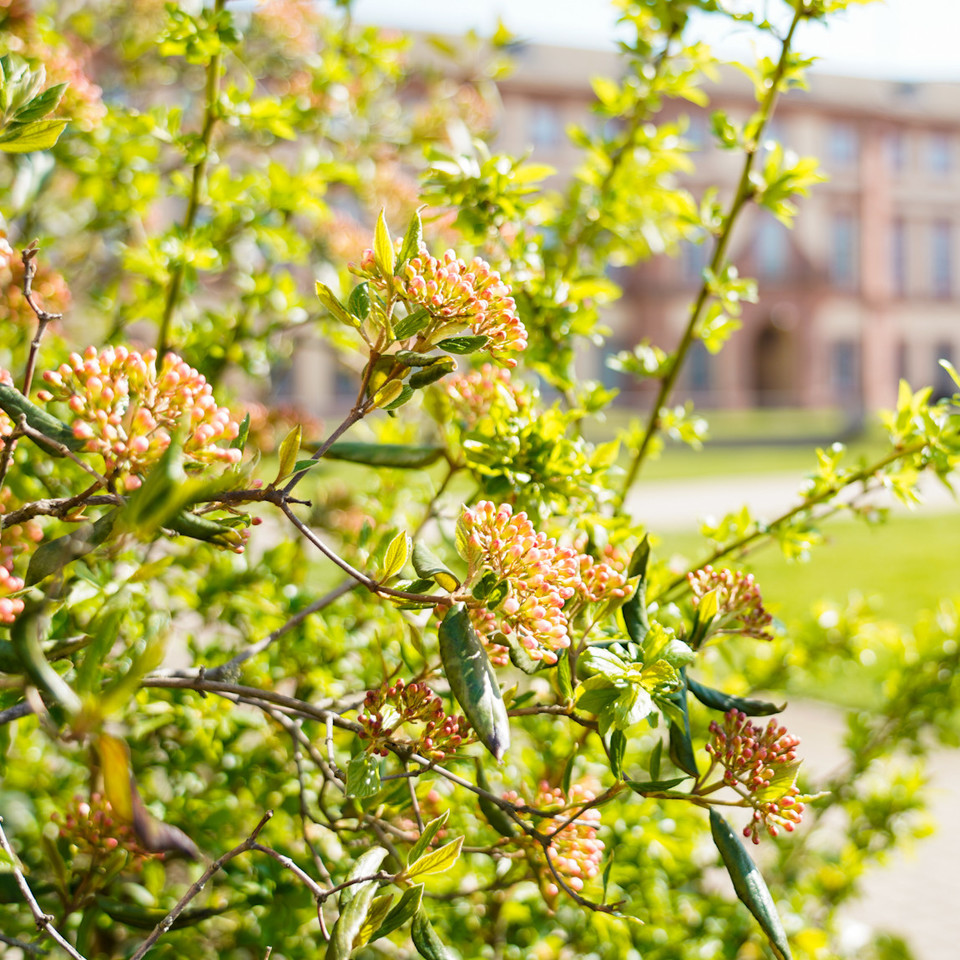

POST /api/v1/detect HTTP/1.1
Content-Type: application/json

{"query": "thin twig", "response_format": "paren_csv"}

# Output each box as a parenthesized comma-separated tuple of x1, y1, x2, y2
(0, 816, 89, 960)
(18, 419, 108, 487)
(129, 811, 274, 960)
(1, 494, 121, 529)
(0, 932, 48, 954)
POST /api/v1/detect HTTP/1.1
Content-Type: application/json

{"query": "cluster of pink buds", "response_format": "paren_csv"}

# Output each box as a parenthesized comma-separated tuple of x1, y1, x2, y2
(37, 347, 242, 490)
(503, 780, 604, 896)
(357, 679, 470, 761)
(444, 363, 531, 427)
(51, 793, 157, 869)
(687, 566, 774, 641)
(356, 244, 528, 366)
(0, 564, 24, 623)
(705, 709, 805, 844)
(458, 502, 627, 665)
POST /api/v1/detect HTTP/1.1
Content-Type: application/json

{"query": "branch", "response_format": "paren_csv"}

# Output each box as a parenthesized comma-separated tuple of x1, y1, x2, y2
(616, 6, 805, 508)
(129, 811, 273, 960)
(0, 816, 89, 960)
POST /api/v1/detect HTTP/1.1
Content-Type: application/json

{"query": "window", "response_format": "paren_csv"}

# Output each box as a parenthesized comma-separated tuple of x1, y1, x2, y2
(932, 220, 952, 298)
(687, 341, 711, 392)
(755, 217, 789, 280)
(830, 213, 859, 290)
(934, 342, 955, 399)
(831, 341, 858, 399)
(530, 102, 562, 148)
(928, 132, 952, 175)
(886, 130, 906, 173)
(826, 122, 858, 167)
(681, 240, 710, 283)
(891, 218, 907, 296)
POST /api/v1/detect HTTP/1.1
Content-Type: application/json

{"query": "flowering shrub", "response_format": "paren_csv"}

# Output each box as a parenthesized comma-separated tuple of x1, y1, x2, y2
(0, 4, 957, 960)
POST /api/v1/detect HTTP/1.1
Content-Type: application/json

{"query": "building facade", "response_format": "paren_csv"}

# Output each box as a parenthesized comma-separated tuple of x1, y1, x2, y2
(495, 44, 960, 414)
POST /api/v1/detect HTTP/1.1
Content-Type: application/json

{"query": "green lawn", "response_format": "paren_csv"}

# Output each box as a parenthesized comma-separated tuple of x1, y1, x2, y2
(659, 510, 960, 627)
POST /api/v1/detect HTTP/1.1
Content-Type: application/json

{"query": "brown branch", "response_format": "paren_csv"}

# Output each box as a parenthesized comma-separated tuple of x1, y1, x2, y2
(129, 811, 273, 960)
(0, 816, 89, 960)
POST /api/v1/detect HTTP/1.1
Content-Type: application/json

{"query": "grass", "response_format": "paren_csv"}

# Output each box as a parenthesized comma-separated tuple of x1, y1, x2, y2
(659, 510, 960, 628)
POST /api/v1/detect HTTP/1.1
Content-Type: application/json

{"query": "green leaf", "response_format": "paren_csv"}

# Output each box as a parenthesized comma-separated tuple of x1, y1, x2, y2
(382, 530, 410, 581)
(398, 209, 424, 265)
(409, 360, 456, 389)
(316, 281, 361, 329)
(411, 907, 456, 960)
(649, 738, 663, 781)
(0, 382, 83, 454)
(438, 604, 510, 761)
(394, 307, 432, 339)
(347, 281, 371, 320)
(686, 676, 785, 717)
(556, 651, 573, 701)
(627, 534, 650, 579)
(274, 423, 302, 483)
(404, 835, 463, 880)
(626, 776, 689, 793)
(0, 118, 67, 152)
(374, 209, 395, 277)
(667, 672, 699, 778)
(345, 754, 382, 799)
(407, 810, 450, 866)
(323, 441, 444, 469)
(412, 542, 460, 592)
(230, 412, 250, 451)
(13, 82, 67, 122)
(355, 893, 394, 949)
(370, 380, 404, 409)
(622, 576, 649, 644)
(476, 760, 517, 838)
(326, 847, 390, 960)
(435, 335, 489, 355)
(370, 883, 424, 941)
(710, 809, 793, 960)
(26, 511, 117, 586)
(609, 729, 626, 779)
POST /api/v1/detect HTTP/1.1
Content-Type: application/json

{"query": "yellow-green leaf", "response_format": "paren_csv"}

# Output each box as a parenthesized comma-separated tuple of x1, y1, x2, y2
(97, 733, 134, 823)
(370, 380, 403, 409)
(404, 835, 463, 881)
(355, 893, 395, 949)
(382, 531, 410, 581)
(275, 424, 302, 483)
(374, 209, 395, 277)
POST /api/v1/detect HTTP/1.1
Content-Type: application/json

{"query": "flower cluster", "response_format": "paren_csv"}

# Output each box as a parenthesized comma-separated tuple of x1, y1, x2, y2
(503, 780, 604, 896)
(0, 564, 25, 624)
(444, 363, 531, 428)
(38, 347, 242, 489)
(458, 502, 627, 665)
(705, 709, 805, 844)
(687, 566, 774, 641)
(356, 245, 528, 366)
(357, 679, 470, 761)
(51, 793, 157, 869)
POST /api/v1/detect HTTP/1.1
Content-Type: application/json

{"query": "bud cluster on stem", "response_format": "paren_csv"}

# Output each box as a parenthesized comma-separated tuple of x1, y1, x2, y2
(704, 709, 804, 844)
(444, 363, 531, 427)
(458, 501, 627, 665)
(52, 793, 157, 869)
(503, 779, 604, 896)
(687, 565, 774, 641)
(357, 678, 470, 760)
(37, 346, 242, 489)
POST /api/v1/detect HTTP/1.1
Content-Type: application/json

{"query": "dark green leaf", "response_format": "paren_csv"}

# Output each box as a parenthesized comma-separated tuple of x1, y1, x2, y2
(667, 671, 699, 778)
(649, 738, 663, 780)
(435, 335, 489, 355)
(348, 281, 371, 319)
(322, 441, 444, 468)
(370, 883, 424, 941)
(626, 776, 689, 793)
(394, 307, 432, 339)
(609, 729, 626, 779)
(622, 576, 649, 645)
(26, 511, 117, 585)
(0, 382, 83, 454)
(687, 675, 785, 717)
(471, 570, 498, 601)
(438, 604, 510, 761)
(411, 907, 456, 960)
(412, 542, 460, 592)
(409, 361, 455, 389)
(230, 412, 250, 451)
(627, 534, 651, 579)
(710, 809, 793, 960)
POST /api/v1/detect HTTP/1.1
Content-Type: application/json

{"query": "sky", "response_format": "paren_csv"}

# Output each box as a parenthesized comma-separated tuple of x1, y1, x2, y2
(351, 0, 960, 81)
